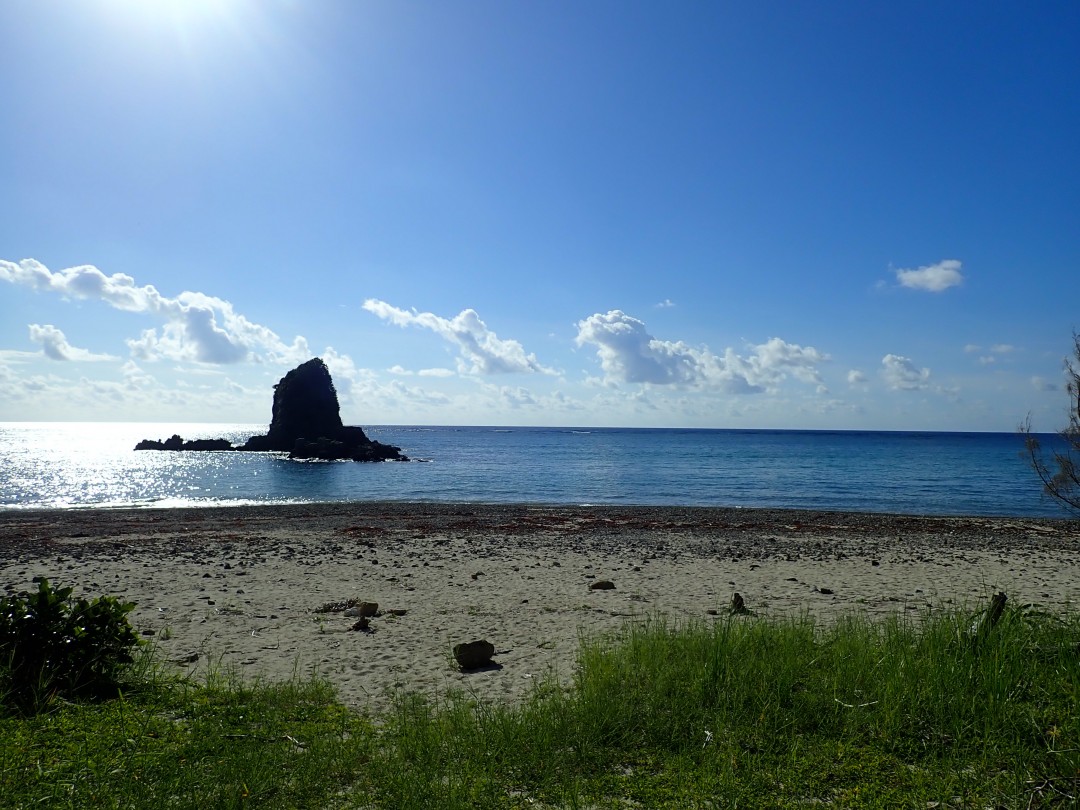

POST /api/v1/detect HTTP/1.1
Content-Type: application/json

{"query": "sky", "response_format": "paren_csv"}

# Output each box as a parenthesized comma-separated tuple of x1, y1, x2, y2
(1, 0, 1078, 431)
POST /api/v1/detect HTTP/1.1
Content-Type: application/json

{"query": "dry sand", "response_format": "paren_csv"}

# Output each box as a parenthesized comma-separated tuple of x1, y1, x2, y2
(2, 503, 1078, 713)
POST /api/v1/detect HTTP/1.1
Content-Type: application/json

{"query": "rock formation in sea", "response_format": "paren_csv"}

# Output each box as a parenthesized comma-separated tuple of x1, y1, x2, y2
(134, 435, 234, 452)
(135, 358, 407, 462)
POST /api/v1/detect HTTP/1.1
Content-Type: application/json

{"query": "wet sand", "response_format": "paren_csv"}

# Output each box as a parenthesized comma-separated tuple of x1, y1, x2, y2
(2, 503, 1078, 712)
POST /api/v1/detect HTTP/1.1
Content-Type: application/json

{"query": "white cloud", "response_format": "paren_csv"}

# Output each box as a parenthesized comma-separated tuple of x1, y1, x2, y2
(362, 299, 554, 375)
(2, 258, 310, 365)
(847, 370, 867, 385)
(655, 299, 675, 308)
(895, 259, 964, 292)
(387, 365, 413, 376)
(319, 347, 376, 399)
(881, 354, 931, 390)
(120, 360, 156, 391)
(574, 310, 828, 393)
(752, 337, 829, 386)
(28, 324, 116, 362)
(575, 310, 700, 386)
(991, 344, 1016, 354)
(1031, 376, 1058, 392)
(964, 344, 981, 353)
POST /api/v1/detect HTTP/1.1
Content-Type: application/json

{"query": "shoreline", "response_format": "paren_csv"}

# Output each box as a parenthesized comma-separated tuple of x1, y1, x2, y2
(0, 496, 1070, 521)
(3, 503, 1079, 712)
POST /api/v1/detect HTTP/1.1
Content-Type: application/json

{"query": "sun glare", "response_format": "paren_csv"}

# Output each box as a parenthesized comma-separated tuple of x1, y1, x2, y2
(103, 0, 243, 34)
(99, 0, 258, 59)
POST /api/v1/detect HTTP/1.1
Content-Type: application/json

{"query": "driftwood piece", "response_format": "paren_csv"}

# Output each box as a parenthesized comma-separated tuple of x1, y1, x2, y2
(968, 591, 1007, 645)
(730, 592, 751, 615)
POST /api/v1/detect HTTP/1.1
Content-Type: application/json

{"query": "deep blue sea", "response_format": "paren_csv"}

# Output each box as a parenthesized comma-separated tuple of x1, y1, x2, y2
(0, 422, 1068, 518)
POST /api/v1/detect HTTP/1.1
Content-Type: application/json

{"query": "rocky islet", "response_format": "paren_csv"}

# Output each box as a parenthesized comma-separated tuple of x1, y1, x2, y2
(135, 358, 406, 462)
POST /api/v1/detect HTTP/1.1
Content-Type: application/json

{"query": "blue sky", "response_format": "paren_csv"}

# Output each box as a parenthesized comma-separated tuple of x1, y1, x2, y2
(2, 0, 1077, 430)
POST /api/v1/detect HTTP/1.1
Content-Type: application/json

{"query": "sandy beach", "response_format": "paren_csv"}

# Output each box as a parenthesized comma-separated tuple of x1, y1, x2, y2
(2, 503, 1078, 713)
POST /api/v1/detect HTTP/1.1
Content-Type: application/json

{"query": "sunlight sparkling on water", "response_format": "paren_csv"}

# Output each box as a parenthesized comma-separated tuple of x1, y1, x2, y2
(0, 423, 283, 509)
(0, 422, 1063, 517)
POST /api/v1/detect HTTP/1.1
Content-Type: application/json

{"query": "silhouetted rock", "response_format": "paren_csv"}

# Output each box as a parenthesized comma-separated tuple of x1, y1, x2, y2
(134, 436, 175, 451)
(135, 357, 407, 462)
(241, 358, 343, 452)
(183, 439, 235, 451)
(289, 437, 348, 460)
(134, 435, 234, 451)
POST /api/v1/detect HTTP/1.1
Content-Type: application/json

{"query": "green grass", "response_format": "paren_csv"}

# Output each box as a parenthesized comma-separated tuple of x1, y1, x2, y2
(3, 603, 1079, 808)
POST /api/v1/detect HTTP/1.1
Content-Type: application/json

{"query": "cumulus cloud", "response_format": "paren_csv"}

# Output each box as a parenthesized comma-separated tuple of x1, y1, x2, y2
(655, 299, 675, 308)
(2, 258, 309, 365)
(362, 299, 554, 375)
(574, 310, 828, 393)
(28, 324, 116, 362)
(881, 354, 931, 390)
(319, 347, 375, 399)
(895, 259, 964, 292)
(847, 370, 867, 385)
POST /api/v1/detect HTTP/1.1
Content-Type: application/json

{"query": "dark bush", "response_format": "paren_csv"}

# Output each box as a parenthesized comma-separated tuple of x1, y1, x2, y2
(0, 578, 140, 712)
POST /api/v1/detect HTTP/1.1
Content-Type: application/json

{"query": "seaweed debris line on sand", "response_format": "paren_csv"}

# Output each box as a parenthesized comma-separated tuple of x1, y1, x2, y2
(134, 358, 407, 462)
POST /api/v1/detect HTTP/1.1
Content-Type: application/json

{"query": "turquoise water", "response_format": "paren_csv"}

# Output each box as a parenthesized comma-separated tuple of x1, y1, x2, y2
(0, 422, 1066, 517)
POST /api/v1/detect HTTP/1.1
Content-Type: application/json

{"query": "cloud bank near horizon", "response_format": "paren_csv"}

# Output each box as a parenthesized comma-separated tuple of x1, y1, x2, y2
(1, 257, 1061, 430)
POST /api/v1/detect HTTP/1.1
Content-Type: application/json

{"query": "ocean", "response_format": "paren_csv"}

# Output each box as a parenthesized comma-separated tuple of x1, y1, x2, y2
(0, 422, 1067, 518)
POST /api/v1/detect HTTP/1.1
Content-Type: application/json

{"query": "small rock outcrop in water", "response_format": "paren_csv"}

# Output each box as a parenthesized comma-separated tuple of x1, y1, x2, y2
(135, 358, 407, 462)
(134, 435, 234, 452)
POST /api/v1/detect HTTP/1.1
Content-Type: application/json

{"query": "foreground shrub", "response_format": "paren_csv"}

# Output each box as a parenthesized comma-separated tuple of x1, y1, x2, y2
(0, 578, 140, 712)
